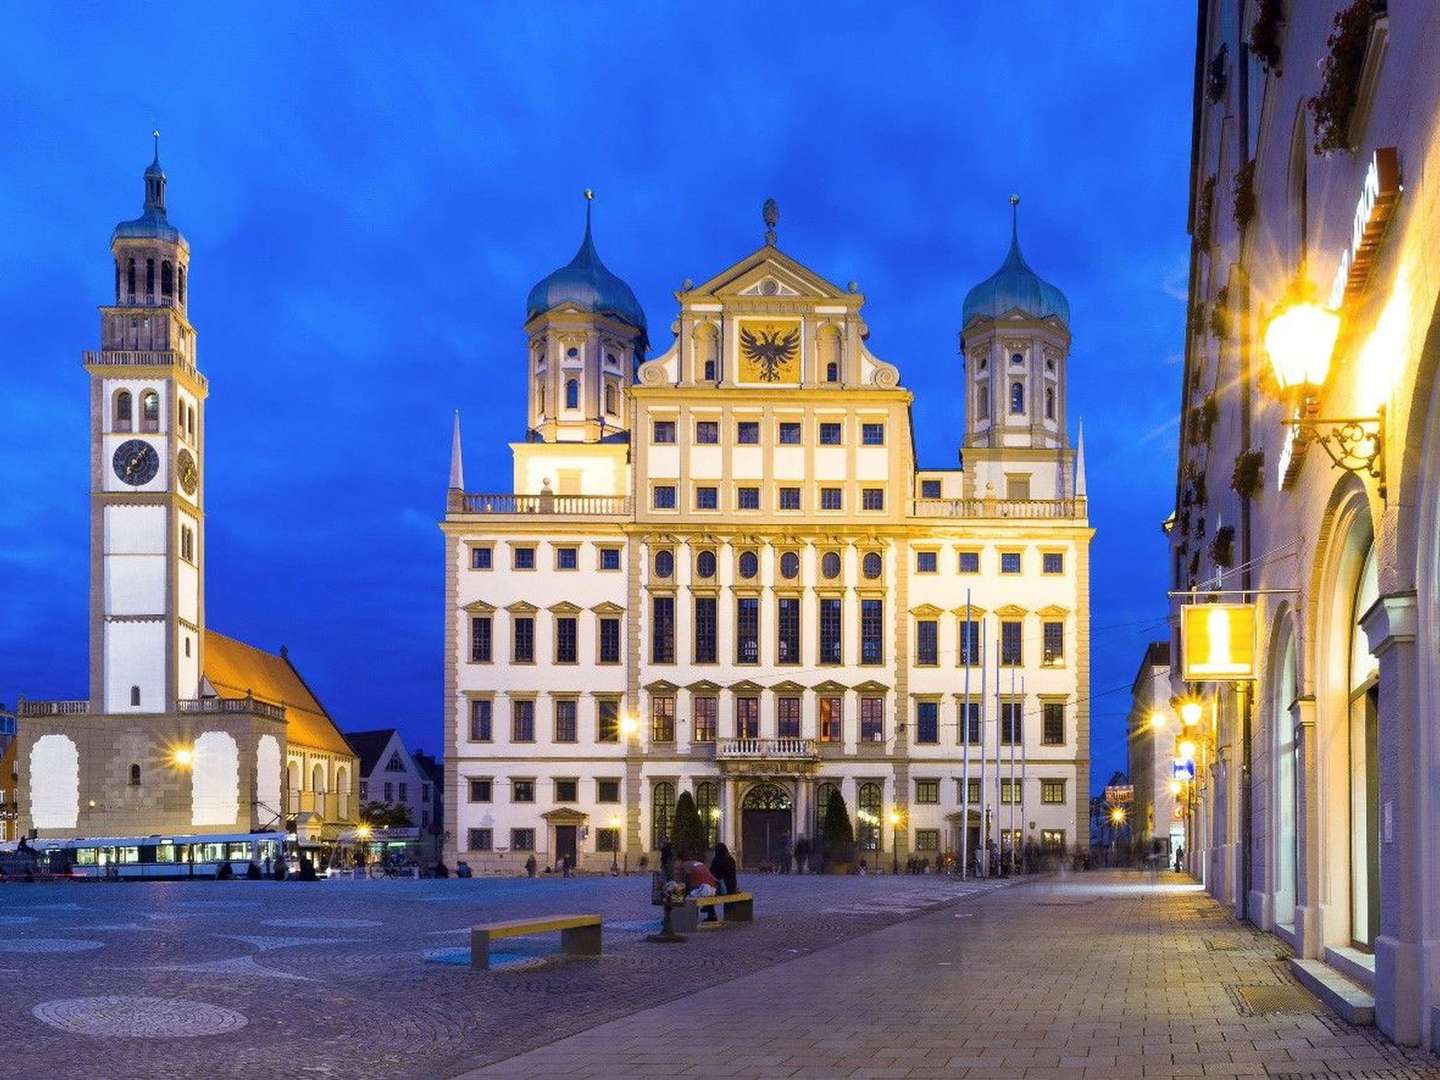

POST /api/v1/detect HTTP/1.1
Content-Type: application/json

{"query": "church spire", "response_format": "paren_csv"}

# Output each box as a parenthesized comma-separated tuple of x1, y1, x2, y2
(1074, 419, 1087, 499)
(144, 129, 167, 216)
(449, 410, 465, 491)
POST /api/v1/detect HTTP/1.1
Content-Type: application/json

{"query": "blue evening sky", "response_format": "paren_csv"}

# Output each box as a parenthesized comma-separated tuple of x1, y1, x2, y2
(1, 5, 1191, 791)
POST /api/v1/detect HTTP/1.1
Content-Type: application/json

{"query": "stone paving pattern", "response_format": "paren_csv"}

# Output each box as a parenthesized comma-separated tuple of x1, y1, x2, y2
(468, 872, 1440, 1080)
(0, 871, 1006, 1079)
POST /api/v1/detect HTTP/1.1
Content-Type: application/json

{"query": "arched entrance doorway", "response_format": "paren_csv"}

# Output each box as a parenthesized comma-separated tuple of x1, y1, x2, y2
(1348, 539, 1380, 948)
(1271, 623, 1298, 930)
(741, 783, 792, 869)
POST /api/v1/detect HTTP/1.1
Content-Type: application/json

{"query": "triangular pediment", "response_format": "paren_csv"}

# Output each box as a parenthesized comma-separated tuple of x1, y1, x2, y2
(590, 601, 626, 616)
(910, 603, 944, 618)
(994, 604, 1029, 618)
(952, 605, 987, 618)
(547, 601, 582, 615)
(542, 807, 589, 823)
(462, 599, 496, 614)
(812, 679, 849, 694)
(644, 679, 680, 693)
(686, 679, 722, 693)
(770, 680, 806, 694)
(729, 679, 765, 693)
(686, 245, 851, 302)
(853, 680, 891, 694)
(504, 600, 539, 615)
(1036, 604, 1071, 618)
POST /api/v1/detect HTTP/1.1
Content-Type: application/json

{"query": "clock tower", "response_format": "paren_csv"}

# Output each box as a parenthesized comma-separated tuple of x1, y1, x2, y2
(88, 135, 207, 715)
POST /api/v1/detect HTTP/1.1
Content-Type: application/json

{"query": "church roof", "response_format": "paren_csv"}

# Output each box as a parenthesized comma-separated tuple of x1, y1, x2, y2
(525, 195, 646, 338)
(202, 630, 353, 757)
(112, 139, 189, 251)
(962, 201, 1068, 328)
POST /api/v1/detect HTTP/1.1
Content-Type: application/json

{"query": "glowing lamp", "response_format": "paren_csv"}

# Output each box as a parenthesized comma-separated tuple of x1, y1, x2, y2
(172, 747, 193, 767)
(619, 715, 639, 739)
(1180, 700, 1202, 727)
(1264, 299, 1340, 393)
(1109, 808, 1126, 825)
(355, 824, 372, 840)
(1170, 779, 1184, 796)
(1178, 739, 1197, 762)
(888, 810, 902, 826)
(1149, 711, 1166, 731)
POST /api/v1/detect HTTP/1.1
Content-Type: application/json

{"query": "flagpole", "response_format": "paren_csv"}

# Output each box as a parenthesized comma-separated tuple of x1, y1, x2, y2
(993, 628, 1002, 876)
(960, 593, 972, 880)
(1020, 674, 1028, 872)
(1009, 663, 1017, 875)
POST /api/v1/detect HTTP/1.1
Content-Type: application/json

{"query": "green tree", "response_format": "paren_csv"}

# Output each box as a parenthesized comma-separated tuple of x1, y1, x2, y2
(821, 790, 855, 865)
(359, 801, 413, 829)
(671, 791, 707, 859)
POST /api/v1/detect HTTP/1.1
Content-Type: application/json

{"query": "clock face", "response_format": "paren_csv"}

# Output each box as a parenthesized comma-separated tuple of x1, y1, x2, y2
(112, 439, 160, 487)
(176, 448, 198, 495)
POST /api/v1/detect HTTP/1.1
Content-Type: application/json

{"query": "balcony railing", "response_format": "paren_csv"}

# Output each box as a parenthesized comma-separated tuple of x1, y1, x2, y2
(454, 492, 632, 516)
(18, 700, 89, 717)
(716, 737, 819, 761)
(910, 497, 1084, 519)
(84, 349, 207, 390)
(179, 696, 287, 722)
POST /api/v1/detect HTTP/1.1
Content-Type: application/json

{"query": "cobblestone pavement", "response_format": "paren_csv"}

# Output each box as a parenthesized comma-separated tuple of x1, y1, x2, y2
(0, 870, 1009, 1079)
(468, 871, 1440, 1080)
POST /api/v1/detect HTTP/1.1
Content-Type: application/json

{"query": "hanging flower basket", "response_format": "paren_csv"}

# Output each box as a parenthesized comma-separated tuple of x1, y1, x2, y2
(1250, 0, 1285, 77)
(1206, 42, 1228, 104)
(1310, 0, 1380, 154)
(1231, 449, 1265, 500)
(1210, 525, 1236, 569)
(1233, 159, 1256, 234)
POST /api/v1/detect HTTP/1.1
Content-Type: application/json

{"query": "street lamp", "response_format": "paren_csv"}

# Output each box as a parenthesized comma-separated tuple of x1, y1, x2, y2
(172, 746, 193, 767)
(1178, 739, 1197, 763)
(888, 809, 903, 875)
(619, 714, 639, 741)
(608, 814, 621, 874)
(1179, 699, 1202, 727)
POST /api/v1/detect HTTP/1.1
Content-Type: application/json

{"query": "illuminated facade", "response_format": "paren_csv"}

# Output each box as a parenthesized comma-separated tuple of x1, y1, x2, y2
(14, 144, 357, 845)
(1171, 0, 1440, 1047)
(443, 199, 1093, 874)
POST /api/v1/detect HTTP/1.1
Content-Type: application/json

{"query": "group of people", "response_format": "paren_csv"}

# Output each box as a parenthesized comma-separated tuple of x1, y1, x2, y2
(659, 840, 738, 922)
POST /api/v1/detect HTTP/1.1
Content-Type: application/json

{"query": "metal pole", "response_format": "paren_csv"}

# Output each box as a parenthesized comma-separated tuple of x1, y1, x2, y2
(993, 628, 1002, 876)
(961, 593, 972, 880)
(1020, 675, 1028, 872)
(979, 621, 988, 877)
(1008, 664, 1017, 874)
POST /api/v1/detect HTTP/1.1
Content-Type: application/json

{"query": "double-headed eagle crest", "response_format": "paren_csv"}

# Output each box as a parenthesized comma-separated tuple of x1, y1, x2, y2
(739, 325, 800, 382)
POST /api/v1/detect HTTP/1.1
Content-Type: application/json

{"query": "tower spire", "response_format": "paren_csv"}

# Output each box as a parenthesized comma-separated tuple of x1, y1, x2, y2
(1074, 419, 1087, 499)
(143, 129, 167, 216)
(763, 197, 778, 246)
(1009, 193, 1021, 253)
(449, 410, 465, 491)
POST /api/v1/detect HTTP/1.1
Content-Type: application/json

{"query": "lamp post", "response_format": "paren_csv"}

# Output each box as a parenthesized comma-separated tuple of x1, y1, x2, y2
(889, 809, 903, 875)
(608, 814, 620, 874)
(170, 746, 194, 876)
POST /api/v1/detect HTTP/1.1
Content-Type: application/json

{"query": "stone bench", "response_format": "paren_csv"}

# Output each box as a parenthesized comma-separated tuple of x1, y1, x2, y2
(672, 892, 754, 933)
(469, 914, 602, 970)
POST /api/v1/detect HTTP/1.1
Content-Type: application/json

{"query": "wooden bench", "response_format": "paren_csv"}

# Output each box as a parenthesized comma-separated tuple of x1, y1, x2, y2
(672, 892, 754, 932)
(469, 914, 602, 970)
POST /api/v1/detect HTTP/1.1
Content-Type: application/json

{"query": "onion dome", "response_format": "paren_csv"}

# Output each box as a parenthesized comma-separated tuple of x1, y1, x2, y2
(112, 132, 188, 250)
(962, 195, 1067, 327)
(526, 191, 646, 340)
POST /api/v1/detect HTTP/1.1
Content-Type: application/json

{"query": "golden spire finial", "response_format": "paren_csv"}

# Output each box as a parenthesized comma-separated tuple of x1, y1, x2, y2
(584, 188, 594, 201)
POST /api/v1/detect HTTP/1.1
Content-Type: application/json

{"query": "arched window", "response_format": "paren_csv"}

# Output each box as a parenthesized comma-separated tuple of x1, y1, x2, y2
(1348, 537, 1379, 947)
(604, 383, 617, 416)
(312, 763, 327, 793)
(862, 552, 882, 580)
(187, 405, 195, 437)
(114, 390, 133, 431)
(652, 781, 675, 846)
(536, 382, 545, 417)
(654, 550, 674, 579)
(857, 782, 883, 851)
(821, 552, 841, 579)
(1045, 385, 1056, 420)
(126, 258, 136, 298)
(114, 260, 121, 302)
(140, 390, 160, 432)
(826, 361, 839, 383)
(976, 383, 989, 421)
(695, 781, 717, 847)
(130, 685, 141, 706)
(129, 763, 141, 786)
(779, 552, 800, 580)
(161, 260, 173, 297)
(1272, 625, 1298, 928)
(1010, 381, 1025, 414)
(696, 550, 716, 579)
(177, 265, 185, 304)
(145, 259, 155, 297)
(565, 379, 579, 410)
(815, 781, 839, 835)
(738, 551, 759, 579)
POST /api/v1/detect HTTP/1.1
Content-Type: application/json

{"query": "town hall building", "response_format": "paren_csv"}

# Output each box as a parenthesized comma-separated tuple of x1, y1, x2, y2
(443, 195, 1093, 871)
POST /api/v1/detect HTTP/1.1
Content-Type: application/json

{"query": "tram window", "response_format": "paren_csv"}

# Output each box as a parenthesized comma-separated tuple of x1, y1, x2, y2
(156, 842, 176, 863)
(74, 847, 97, 865)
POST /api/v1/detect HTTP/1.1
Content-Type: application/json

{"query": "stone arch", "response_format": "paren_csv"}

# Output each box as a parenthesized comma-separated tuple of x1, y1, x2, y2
(311, 761, 327, 794)
(1261, 602, 1300, 931)
(256, 735, 282, 819)
(191, 730, 240, 827)
(29, 734, 79, 829)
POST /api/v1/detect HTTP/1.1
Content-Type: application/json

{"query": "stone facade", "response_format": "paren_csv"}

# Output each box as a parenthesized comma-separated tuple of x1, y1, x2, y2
(1126, 641, 1183, 857)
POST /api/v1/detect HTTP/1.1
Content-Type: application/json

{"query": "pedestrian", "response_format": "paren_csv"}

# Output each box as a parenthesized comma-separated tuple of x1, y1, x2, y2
(659, 839, 674, 881)
(525, 854, 537, 878)
(710, 842, 738, 897)
(1173, 844, 1184, 872)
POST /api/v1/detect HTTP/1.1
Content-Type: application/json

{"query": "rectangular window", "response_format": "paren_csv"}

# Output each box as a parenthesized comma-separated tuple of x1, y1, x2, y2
(513, 617, 535, 663)
(597, 700, 619, 743)
(510, 828, 536, 851)
(512, 700, 535, 743)
(915, 828, 939, 851)
(920, 479, 942, 498)
(1000, 620, 1022, 666)
(467, 778, 492, 802)
(819, 696, 842, 742)
(653, 420, 676, 444)
(820, 487, 842, 510)
(596, 828, 620, 852)
(1000, 551, 1022, 574)
(915, 700, 939, 744)
(860, 696, 884, 741)
(1041, 829, 1065, 851)
(1042, 702, 1065, 745)
(737, 486, 760, 510)
(695, 420, 718, 444)
(652, 596, 675, 664)
(467, 828, 493, 851)
(599, 617, 621, 664)
(819, 598, 842, 663)
(693, 697, 717, 742)
(958, 550, 980, 573)
(696, 486, 718, 510)
(513, 547, 536, 570)
(777, 697, 801, 738)
(554, 699, 577, 743)
(736, 597, 759, 664)
(555, 617, 578, 663)
(469, 699, 492, 742)
(653, 485, 677, 509)
(916, 551, 938, 573)
(399, 782, 408, 801)
(512, 780, 535, 803)
(648, 696, 676, 742)
(1041, 779, 1066, 805)
(861, 488, 885, 510)
(915, 779, 939, 804)
(779, 486, 801, 510)
(471, 546, 493, 569)
(1043, 621, 1064, 666)
(1001, 701, 1023, 745)
(470, 616, 492, 662)
(958, 701, 981, 744)
(1000, 778, 1019, 804)
(1006, 476, 1031, 500)
(597, 778, 621, 803)
(861, 422, 885, 445)
(736, 697, 759, 739)
(819, 422, 842, 445)
(599, 547, 622, 571)
(860, 599, 883, 665)
(180, 526, 193, 562)
(958, 619, 980, 665)
(777, 597, 801, 664)
(963, 778, 982, 804)
(736, 421, 760, 444)
(694, 597, 717, 663)
(555, 778, 578, 802)
(1043, 551, 1065, 574)
(778, 421, 801, 444)
(556, 546, 579, 570)
(916, 620, 938, 665)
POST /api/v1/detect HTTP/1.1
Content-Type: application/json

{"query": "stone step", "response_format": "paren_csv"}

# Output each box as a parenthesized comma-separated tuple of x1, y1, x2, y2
(1289, 957, 1376, 1025)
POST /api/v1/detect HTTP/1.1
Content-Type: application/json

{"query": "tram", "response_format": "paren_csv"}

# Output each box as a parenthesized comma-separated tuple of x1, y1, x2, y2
(6, 831, 290, 880)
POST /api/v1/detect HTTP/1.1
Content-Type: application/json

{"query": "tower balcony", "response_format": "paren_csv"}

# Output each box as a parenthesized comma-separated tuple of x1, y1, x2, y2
(716, 737, 819, 762)
(83, 349, 207, 392)
(18, 700, 90, 717)
(178, 696, 287, 723)
(449, 491, 632, 518)
(909, 496, 1084, 520)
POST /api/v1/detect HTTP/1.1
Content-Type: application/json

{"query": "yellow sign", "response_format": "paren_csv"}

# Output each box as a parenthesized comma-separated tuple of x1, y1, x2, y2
(737, 320, 801, 384)
(1180, 602, 1257, 681)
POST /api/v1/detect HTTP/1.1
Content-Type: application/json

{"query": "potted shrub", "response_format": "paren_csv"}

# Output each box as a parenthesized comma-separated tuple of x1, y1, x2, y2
(1231, 449, 1265, 500)
(1310, 0, 1380, 154)
(671, 791, 707, 860)
(1250, 0, 1285, 76)
(1209, 286, 1229, 340)
(1194, 175, 1216, 250)
(821, 790, 856, 874)
(1210, 525, 1236, 569)
(1233, 159, 1256, 234)
(1206, 42, 1228, 104)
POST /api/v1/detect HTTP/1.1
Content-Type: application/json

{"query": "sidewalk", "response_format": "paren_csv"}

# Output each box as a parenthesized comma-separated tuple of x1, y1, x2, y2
(463, 871, 1440, 1079)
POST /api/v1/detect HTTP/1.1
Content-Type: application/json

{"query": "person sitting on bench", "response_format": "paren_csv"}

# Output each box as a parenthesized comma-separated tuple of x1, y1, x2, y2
(709, 843, 738, 923)
(683, 858, 719, 920)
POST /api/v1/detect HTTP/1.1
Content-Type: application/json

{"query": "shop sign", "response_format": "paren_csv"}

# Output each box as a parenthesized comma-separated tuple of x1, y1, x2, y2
(1180, 602, 1258, 681)
(1171, 759, 1196, 782)
(1329, 147, 1401, 308)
